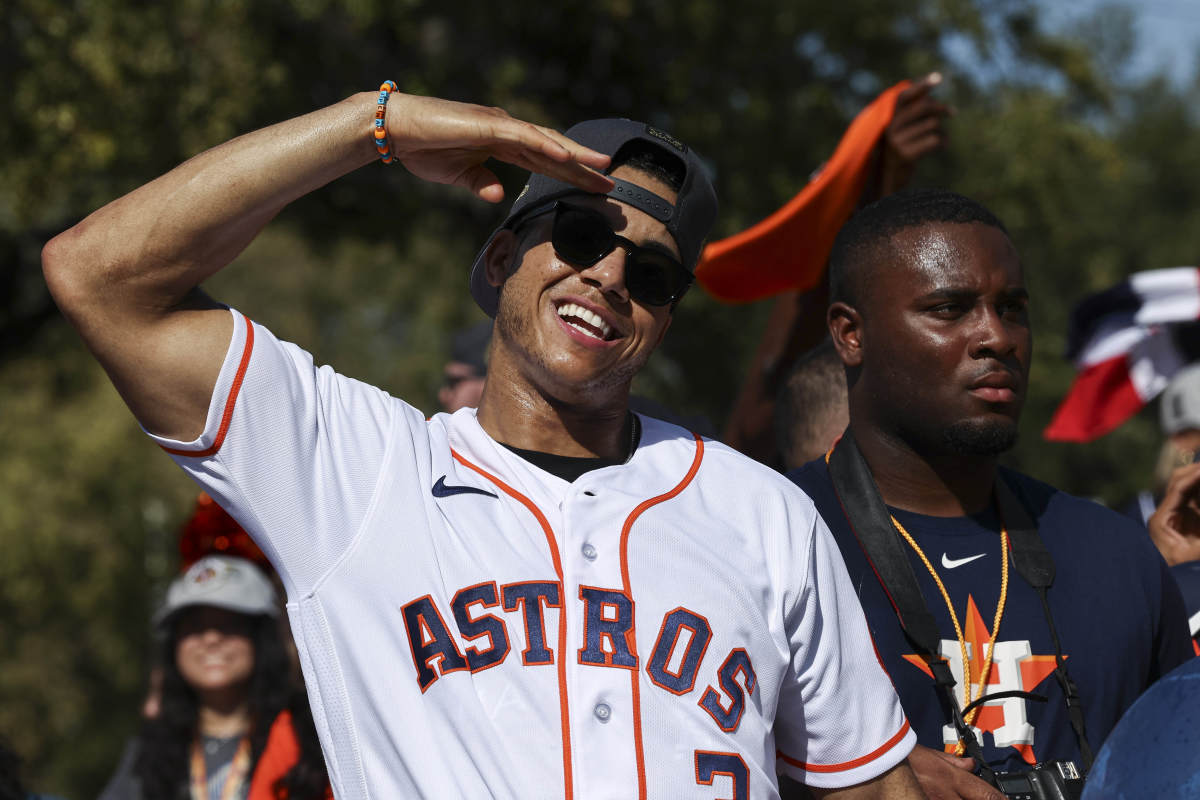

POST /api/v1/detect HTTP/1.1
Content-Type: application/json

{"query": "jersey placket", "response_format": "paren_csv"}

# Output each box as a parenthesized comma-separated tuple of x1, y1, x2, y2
(558, 477, 642, 798)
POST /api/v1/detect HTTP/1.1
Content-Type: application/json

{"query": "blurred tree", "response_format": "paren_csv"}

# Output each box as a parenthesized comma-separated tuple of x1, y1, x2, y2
(4, 0, 1200, 794)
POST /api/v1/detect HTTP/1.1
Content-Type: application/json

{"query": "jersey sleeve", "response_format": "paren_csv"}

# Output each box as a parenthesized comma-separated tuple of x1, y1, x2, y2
(773, 506, 915, 789)
(143, 309, 425, 600)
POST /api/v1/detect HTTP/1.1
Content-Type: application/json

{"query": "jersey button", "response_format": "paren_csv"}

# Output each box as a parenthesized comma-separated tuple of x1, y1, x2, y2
(581, 543, 598, 561)
(593, 703, 611, 722)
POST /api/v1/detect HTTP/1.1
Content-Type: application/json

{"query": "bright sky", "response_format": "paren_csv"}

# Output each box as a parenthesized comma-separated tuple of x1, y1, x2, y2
(1037, 0, 1200, 86)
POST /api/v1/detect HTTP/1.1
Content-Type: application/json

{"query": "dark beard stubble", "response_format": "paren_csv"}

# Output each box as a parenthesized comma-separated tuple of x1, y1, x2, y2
(941, 418, 1019, 457)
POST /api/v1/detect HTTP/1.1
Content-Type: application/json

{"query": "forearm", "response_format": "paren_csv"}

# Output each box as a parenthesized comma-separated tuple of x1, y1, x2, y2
(44, 92, 379, 319)
(42, 88, 609, 441)
(721, 287, 828, 464)
(808, 761, 928, 799)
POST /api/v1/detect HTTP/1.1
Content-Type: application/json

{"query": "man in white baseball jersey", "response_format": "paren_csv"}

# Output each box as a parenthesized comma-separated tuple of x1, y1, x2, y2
(44, 88, 924, 798)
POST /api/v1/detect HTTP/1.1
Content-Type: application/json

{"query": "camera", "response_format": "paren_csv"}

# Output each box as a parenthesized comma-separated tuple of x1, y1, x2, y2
(993, 760, 1083, 800)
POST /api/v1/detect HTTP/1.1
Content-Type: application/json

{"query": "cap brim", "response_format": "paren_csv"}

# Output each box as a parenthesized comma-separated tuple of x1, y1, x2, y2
(153, 596, 279, 629)
(469, 228, 503, 318)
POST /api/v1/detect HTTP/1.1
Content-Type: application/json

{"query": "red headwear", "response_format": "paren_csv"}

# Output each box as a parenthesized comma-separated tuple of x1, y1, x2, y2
(178, 492, 270, 571)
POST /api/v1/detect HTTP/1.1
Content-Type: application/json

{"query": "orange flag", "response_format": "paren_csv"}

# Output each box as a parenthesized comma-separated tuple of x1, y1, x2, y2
(695, 81, 911, 303)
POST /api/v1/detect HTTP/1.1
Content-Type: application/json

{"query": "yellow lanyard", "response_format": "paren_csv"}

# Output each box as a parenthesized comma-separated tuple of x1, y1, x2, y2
(189, 735, 251, 800)
(890, 513, 1010, 756)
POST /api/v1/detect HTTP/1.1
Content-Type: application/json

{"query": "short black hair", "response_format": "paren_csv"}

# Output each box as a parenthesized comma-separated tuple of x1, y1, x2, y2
(829, 188, 1009, 309)
(511, 141, 685, 248)
(775, 338, 847, 469)
(450, 319, 492, 375)
(609, 139, 686, 193)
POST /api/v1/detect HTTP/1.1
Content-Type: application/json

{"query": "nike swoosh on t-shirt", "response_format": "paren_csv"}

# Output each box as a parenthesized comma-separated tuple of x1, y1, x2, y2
(941, 552, 987, 569)
(431, 476, 498, 499)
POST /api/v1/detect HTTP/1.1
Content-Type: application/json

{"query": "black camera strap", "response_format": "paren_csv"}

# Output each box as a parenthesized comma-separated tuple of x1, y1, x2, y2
(827, 430, 1094, 775)
(992, 477, 1095, 771)
(827, 430, 996, 780)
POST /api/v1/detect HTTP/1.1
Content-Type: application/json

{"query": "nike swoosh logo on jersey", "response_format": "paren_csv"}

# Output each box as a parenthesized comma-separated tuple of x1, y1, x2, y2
(941, 552, 987, 569)
(432, 476, 498, 499)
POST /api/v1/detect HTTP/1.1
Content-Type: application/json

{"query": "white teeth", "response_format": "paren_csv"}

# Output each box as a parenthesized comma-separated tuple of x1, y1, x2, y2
(566, 320, 598, 339)
(556, 303, 613, 340)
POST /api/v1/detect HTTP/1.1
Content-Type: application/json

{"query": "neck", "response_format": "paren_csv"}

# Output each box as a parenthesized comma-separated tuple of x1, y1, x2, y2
(852, 424, 997, 516)
(475, 361, 632, 461)
(196, 689, 251, 738)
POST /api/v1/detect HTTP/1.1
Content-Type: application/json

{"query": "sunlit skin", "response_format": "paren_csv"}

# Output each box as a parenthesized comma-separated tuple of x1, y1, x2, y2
(476, 165, 678, 459)
(791, 404, 850, 470)
(438, 361, 486, 412)
(174, 605, 256, 735)
(830, 221, 1031, 517)
(1170, 429, 1200, 456)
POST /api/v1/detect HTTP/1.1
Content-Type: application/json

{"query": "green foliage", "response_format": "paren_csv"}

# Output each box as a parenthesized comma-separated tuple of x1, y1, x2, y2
(5, 0, 1200, 795)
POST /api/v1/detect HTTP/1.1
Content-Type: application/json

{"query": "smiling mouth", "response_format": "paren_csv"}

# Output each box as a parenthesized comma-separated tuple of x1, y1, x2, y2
(556, 302, 615, 341)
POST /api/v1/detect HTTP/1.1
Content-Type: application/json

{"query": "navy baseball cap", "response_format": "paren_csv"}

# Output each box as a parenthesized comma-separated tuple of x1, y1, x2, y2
(469, 118, 718, 317)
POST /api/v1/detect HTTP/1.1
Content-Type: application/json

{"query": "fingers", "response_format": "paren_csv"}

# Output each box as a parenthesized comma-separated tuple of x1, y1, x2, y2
(941, 753, 977, 771)
(895, 72, 943, 106)
(459, 164, 505, 203)
(1148, 462, 1200, 565)
(891, 95, 951, 130)
(932, 769, 1004, 800)
(909, 745, 1004, 800)
(883, 90, 950, 175)
(889, 131, 949, 163)
(491, 144, 614, 196)
(1162, 462, 1200, 510)
(892, 73, 952, 137)
(956, 778, 1006, 800)
(885, 73, 950, 176)
(534, 124, 613, 171)
(890, 116, 949, 147)
(386, 94, 614, 198)
(488, 119, 613, 193)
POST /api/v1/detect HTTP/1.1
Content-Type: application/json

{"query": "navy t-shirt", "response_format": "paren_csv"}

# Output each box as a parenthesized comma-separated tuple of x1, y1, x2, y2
(788, 459, 1193, 774)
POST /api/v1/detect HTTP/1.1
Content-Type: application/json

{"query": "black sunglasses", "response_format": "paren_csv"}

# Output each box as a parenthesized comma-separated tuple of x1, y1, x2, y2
(441, 373, 479, 390)
(547, 202, 693, 307)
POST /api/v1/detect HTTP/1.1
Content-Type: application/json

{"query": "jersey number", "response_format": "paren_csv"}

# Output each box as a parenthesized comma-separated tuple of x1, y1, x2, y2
(694, 751, 748, 800)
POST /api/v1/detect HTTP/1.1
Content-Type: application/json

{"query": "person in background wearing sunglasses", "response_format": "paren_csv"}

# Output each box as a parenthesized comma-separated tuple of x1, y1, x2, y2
(43, 88, 925, 798)
(439, 319, 492, 412)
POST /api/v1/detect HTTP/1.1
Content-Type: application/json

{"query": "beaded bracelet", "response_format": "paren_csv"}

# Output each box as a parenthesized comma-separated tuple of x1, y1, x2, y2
(374, 80, 398, 164)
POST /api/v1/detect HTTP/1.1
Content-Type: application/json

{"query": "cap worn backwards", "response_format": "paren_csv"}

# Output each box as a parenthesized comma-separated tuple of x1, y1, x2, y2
(469, 118, 718, 317)
(153, 554, 279, 628)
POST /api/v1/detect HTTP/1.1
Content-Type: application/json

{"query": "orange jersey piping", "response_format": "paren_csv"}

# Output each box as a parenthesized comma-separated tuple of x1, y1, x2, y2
(619, 432, 705, 798)
(450, 449, 574, 799)
(778, 718, 912, 773)
(160, 313, 255, 458)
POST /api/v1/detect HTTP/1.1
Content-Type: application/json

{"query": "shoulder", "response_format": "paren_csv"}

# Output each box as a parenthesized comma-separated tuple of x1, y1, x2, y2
(1002, 468, 1149, 539)
(637, 414, 822, 509)
(1001, 469, 1168, 577)
(785, 458, 841, 520)
(785, 457, 833, 493)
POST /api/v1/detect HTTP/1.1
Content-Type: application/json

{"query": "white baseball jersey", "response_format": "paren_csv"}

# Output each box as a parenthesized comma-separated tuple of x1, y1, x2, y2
(146, 309, 915, 799)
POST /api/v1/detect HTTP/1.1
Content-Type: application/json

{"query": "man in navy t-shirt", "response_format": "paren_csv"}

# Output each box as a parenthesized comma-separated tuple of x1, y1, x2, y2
(787, 189, 1193, 799)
